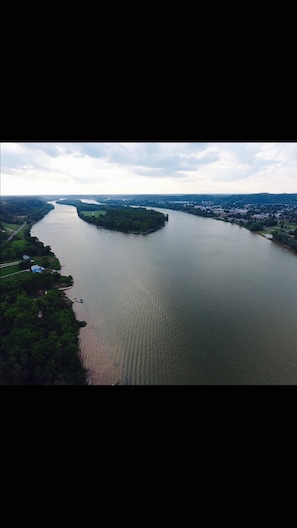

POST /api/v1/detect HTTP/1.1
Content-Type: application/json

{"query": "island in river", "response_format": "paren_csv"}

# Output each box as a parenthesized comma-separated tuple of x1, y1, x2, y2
(58, 199, 168, 234)
(57, 194, 297, 254)
(55, 193, 296, 255)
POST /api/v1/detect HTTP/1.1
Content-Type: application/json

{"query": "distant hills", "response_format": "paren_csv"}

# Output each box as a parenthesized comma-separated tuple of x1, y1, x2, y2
(2, 193, 297, 206)
(38, 193, 297, 206)
(22, 193, 297, 205)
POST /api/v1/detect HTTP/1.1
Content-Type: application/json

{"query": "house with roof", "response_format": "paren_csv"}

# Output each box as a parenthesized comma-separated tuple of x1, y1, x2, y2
(31, 264, 45, 273)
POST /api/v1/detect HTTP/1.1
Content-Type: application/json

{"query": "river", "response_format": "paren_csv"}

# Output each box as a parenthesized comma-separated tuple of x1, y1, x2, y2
(31, 201, 297, 385)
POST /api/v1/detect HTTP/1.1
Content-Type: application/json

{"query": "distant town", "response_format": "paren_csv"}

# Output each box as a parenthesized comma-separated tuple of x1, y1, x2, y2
(124, 193, 297, 253)
(155, 194, 297, 231)
(47, 192, 297, 254)
(2, 193, 297, 256)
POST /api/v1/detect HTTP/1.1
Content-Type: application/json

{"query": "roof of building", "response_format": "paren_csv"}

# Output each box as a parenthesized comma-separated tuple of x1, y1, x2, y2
(31, 264, 45, 273)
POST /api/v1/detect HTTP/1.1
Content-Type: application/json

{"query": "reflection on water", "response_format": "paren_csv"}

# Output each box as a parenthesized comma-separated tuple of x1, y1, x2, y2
(31, 202, 297, 385)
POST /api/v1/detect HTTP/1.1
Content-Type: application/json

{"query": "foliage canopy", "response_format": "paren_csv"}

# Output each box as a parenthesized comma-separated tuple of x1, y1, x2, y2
(0, 197, 87, 385)
(59, 200, 168, 234)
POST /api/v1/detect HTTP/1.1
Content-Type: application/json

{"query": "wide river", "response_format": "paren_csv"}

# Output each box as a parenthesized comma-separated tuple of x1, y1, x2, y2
(31, 201, 297, 385)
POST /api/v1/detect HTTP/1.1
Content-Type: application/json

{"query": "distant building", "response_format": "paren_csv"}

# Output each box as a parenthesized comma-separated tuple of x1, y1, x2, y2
(31, 264, 45, 273)
(252, 213, 267, 220)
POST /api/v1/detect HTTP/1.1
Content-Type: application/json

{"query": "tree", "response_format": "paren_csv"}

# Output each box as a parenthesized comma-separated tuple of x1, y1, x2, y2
(19, 260, 31, 270)
(42, 256, 50, 268)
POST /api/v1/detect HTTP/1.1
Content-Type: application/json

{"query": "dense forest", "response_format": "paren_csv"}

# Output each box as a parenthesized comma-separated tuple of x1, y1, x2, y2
(0, 197, 55, 261)
(0, 197, 88, 385)
(0, 196, 54, 224)
(0, 273, 87, 384)
(59, 200, 168, 233)
(44, 193, 297, 207)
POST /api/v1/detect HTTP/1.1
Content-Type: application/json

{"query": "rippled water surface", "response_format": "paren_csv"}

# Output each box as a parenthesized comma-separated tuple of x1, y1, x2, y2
(31, 202, 297, 385)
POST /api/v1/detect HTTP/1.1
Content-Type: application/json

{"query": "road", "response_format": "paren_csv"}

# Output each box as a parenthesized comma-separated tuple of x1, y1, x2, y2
(0, 269, 30, 279)
(0, 260, 21, 268)
(7, 222, 27, 241)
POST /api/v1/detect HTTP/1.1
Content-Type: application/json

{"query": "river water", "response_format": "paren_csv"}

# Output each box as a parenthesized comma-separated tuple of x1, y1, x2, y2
(31, 201, 297, 385)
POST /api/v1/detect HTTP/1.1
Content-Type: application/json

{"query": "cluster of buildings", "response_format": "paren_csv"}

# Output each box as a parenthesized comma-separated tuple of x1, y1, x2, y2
(23, 254, 45, 273)
(192, 202, 297, 226)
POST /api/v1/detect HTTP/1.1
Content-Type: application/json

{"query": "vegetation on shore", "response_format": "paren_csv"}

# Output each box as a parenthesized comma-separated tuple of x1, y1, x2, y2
(270, 227, 297, 253)
(0, 197, 88, 385)
(187, 209, 297, 254)
(59, 199, 168, 234)
(116, 195, 297, 255)
(1, 193, 295, 384)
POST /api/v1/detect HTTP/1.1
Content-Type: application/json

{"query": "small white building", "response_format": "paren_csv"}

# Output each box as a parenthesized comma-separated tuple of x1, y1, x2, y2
(31, 264, 45, 273)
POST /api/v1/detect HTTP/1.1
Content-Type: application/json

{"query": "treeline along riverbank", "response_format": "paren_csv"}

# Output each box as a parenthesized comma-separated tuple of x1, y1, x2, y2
(29, 197, 297, 385)
(89, 193, 297, 254)
(58, 199, 168, 234)
(0, 197, 88, 385)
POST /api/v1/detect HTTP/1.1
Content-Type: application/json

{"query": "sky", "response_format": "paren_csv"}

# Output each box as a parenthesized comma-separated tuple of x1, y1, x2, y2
(1, 142, 296, 196)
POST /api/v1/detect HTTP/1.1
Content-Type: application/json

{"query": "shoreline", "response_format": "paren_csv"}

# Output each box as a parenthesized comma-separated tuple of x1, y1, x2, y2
(154, 204, 297, 257)
(28, 204, 296, 385)
(186, 210, 297, 257)
(30, 216, 120, 386)
(251, 229, 297, 256)
(27, 222, 89, 384)
(68, 291, 122, 385)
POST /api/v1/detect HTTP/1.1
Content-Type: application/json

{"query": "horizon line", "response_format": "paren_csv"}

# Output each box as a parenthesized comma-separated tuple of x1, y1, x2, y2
(1, 192, 297, 198)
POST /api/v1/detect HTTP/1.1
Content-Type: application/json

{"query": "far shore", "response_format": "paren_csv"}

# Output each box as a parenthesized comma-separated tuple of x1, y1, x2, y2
(186, 210, 297, 257)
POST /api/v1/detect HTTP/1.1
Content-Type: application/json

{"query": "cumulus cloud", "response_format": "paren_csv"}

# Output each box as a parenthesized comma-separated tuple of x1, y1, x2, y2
(1, 141, 296, 195)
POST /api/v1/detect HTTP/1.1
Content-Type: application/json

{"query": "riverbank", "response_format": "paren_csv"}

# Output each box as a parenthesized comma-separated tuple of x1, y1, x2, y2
(142, 201, 297, 257)
(0, 214, 88, 384)
(28, 198, 297, 385)
(187, 210, 297, 256)
(251, 228, 297, 255)
(258, 232, 297, 255)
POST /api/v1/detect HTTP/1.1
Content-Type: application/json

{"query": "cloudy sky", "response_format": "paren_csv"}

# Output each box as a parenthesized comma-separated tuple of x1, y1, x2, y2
(1, 142, 296, 196)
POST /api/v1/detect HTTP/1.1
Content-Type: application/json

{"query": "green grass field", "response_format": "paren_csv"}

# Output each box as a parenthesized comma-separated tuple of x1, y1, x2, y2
(0, 253, 61, 278)
(10, 238, 27, 250)
(260, 223, 297, 238)
(33, 255, 61, 270)
(1, 222, 21, 232)
(282, 222, 297, 230)
(81, 210, 106, 218)
(0, 265, 20, 277)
